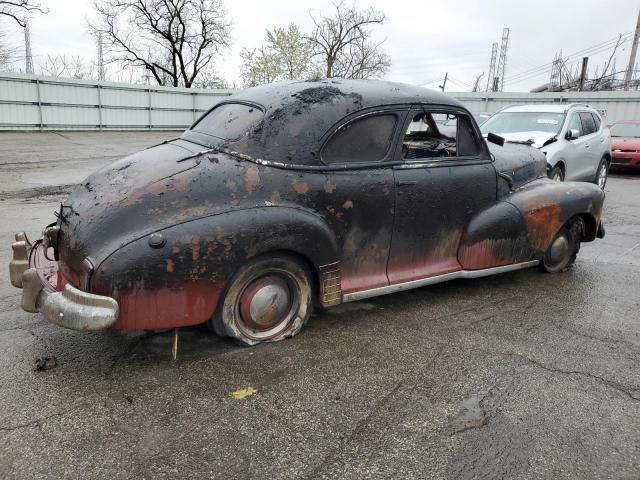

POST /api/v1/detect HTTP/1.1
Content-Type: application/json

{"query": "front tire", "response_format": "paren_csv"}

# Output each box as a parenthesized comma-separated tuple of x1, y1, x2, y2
(209, 254, 313, 346)
(594, 158, 608, 190)
(541, 219, 583, 273)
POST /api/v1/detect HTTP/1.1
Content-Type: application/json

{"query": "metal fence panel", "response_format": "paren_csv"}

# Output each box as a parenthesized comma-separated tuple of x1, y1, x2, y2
(0, 72, 235, 130)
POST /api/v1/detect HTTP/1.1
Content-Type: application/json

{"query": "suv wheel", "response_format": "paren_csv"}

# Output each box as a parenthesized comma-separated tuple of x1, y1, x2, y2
(549, 165, 564, 182)
(594, 158, 608, 190)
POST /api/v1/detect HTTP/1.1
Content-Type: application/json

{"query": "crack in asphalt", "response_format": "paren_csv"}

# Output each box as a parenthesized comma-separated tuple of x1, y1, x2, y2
(503, 352, 640, 402)
(304, 342, 447, 479)
(0, 412, 62, 432)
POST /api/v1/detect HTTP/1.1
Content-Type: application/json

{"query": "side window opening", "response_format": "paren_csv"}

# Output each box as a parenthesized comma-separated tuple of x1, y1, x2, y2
(591, 112, 602, 131)
(403, 112, 456, 159)
(322, 114, 397, 164)
(402, 112, 479, 159)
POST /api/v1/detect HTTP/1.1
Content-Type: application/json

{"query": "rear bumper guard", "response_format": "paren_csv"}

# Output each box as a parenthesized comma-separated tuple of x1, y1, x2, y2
(10, 232, 119, 331)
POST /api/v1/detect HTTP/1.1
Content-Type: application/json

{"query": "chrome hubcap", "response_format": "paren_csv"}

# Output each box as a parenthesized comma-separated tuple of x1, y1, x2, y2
(553, 171, 562, 182)
(239, 275, 294, 332)
(548, 235, 569, 266)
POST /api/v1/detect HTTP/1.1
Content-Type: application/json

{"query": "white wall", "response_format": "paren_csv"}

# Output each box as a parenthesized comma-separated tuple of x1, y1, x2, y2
(2, 72, 640, 131)
(0, 72, 235, 130)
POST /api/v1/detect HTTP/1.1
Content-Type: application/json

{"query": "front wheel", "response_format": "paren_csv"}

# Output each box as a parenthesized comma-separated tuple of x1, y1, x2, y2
(594, 158, 608, 190)
(549, 165, 564, 182)
(209, 254, 313, 346)
(541, 219, 583, 273)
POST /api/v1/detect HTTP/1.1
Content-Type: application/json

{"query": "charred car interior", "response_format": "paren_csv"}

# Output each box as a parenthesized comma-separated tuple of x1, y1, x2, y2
(9, 79, 606, 346)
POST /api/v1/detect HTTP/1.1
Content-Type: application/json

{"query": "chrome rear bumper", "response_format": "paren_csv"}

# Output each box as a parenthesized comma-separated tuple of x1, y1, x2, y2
(10, 232, 119, 331)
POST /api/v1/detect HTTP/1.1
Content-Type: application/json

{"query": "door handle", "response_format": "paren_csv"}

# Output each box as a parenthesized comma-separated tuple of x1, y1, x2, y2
(396, 180, 417, 186)
(584, 144, 590, 148)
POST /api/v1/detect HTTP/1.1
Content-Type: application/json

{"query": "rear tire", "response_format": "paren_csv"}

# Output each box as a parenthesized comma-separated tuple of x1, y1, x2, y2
(209, 254, 313, 346)
(541, 219, 583, 273)
(594, 158, 608, 189)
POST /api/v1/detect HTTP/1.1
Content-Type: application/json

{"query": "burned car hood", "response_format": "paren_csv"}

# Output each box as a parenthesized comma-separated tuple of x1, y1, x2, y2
(57, 140, 270, 281)
(488, 141, 547, 190)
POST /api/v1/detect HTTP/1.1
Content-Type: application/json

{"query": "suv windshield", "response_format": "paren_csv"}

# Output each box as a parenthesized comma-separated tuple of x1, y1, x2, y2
(480, 112, 565, 135)
(192, 103, 263, 141)
(611, 123, 640, 137)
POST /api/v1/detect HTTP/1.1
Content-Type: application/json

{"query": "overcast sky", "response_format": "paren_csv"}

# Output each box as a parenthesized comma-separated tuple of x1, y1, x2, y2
(1, 0, 639, 91)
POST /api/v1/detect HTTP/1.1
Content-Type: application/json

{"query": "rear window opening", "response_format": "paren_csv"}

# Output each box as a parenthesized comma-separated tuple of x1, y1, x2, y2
(192, 103, 264, 141)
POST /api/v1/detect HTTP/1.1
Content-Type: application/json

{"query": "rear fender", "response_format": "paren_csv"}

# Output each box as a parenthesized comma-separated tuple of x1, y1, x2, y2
(93, 206, 339, 330)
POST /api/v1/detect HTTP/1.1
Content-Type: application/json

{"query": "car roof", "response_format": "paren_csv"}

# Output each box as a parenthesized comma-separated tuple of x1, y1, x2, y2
(499, 104, 592, 114)
(186, 79, 466, 166)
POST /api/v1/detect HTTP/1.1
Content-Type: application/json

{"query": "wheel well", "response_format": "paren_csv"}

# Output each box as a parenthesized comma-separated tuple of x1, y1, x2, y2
(554, 161, 566, 175)
(574, 213, 598, 242)
(603, 152, 611, 166)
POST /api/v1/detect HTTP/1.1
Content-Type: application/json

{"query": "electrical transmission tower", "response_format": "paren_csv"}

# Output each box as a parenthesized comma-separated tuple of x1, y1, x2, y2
(97, 32, 105, 81)
(485, 42, 498, 91)
(496, 27, 510, 91)
(24, 20, 34, 74)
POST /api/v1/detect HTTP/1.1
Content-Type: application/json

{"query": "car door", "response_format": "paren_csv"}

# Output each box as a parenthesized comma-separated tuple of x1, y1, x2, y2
(562, 112, 589, 181)
(577, 112, 601, 180)
(319, 108, 407, 296)
(387, 108, 497, 284)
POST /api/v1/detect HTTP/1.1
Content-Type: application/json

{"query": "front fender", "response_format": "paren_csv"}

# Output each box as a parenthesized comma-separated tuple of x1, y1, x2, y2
(459, 178, 604, 270)
(92, 206, 339, 330)
(504, 178, 604, 252)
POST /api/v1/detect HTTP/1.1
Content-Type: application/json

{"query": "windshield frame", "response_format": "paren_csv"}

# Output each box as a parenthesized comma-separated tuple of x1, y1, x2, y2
(480, 111, 566, 136)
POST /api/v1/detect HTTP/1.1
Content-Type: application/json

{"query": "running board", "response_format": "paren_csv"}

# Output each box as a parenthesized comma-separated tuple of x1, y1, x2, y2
(342, 260, 540, 303)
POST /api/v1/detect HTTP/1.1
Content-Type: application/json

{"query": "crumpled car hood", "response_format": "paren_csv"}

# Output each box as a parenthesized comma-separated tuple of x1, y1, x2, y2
(499, 131, 557, 149)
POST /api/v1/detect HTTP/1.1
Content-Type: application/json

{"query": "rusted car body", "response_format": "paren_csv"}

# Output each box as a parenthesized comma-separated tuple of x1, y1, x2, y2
(9, 80, 606, 345)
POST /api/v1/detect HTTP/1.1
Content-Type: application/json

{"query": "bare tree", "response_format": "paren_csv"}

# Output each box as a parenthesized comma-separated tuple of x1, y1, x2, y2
(240, 23, 318, 87)
(90, 0, 231, 87)
(307, 1, 390, 79)
(0, 0, 47, 26)
(40, 54, 97, 79)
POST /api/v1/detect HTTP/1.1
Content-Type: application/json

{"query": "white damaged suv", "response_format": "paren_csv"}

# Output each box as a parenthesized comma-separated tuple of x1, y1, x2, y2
(480, 104, 611, 188)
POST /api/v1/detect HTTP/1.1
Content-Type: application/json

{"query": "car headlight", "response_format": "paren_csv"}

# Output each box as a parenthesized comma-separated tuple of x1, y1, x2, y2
(613, 149, 622, 153)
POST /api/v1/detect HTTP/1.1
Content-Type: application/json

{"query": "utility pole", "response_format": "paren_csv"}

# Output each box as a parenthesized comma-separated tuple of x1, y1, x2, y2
(625, 8, 640, 90)
(24, 19, 34, 74)
(486, 42, 498, 91)
(579, 57, 589, 91)
(97, 32, 105, 81)
(439, 72, 448, 92)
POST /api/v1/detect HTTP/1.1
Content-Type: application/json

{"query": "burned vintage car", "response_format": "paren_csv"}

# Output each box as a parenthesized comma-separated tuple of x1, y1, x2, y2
(10, 80, 605, 345)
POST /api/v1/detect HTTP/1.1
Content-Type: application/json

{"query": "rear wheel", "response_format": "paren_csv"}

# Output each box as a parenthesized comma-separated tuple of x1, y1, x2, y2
(594, 158, 608, 189)
(549, 165, 564, 182)
(209, 254, 313, 346)
(541, 219, 583, 273)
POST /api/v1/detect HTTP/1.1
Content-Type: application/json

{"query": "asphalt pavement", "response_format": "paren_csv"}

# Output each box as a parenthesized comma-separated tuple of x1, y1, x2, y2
(0, 132, 639, 479)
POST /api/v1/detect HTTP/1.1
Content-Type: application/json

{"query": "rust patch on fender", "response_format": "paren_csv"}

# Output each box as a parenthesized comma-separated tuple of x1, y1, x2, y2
(292, 179, 309, 194)
(526, 204, 563, 251)
(166, 259, 175, 273)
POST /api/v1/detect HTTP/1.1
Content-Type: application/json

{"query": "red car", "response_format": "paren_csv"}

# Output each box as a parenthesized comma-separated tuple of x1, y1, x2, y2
(610, 121, 640, 170)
